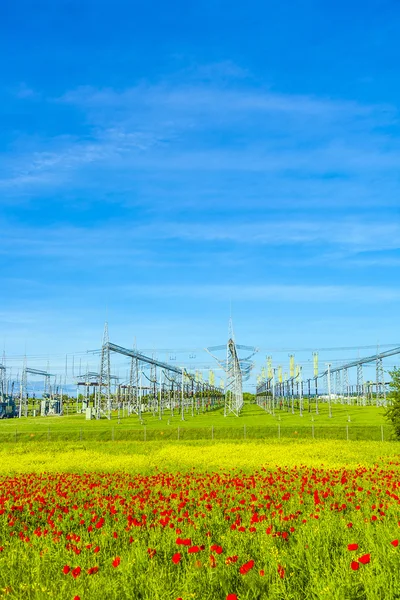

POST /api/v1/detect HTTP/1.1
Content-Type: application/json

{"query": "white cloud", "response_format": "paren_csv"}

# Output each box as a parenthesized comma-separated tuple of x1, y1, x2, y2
(1, 62, 399, 213)
(1, 218, 399, 262)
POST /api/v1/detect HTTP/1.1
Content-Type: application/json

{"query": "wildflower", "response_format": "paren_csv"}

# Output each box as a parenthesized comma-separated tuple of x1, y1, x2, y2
(210, 544, 223, 554)
(93, 545, 100, 554)
(226, 595, 238, 600)
(87, 566, 99, 575)
(71, 567, 81, 579)
(391, 540, 399, 547)
(62, 565, 70, 575)
(147, 548, 156, 558)
(239, 559, 255, 575)
(277, 564, 285, 579)
(73, 597, 80, 600)
(176, 537, 191, 546)
(112, 556, 121, 568)
(172, 553, 181, 564)
(351, 561, 359, 571)
(259, 569, 265, 576)
(358, 554, 371, 565)
(347, 544, 358, 551)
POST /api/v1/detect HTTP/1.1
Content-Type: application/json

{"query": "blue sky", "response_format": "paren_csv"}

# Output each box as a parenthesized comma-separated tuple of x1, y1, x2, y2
(1, 0, 400, 383)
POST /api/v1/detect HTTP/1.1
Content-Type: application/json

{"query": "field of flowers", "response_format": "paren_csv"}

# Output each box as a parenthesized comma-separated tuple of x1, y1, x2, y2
(0, 440, 400, 599)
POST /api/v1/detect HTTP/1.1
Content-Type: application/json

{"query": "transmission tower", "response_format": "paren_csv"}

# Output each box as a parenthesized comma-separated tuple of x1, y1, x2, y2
(223, 319, 243, 416)
(0, 357, 6, 400)
(129, 348, 141, 417)
(356, 363, 364, 405)
(98, 322, 111, 419)
(342, 368, 350, 404)
(376, 358, 386, 406)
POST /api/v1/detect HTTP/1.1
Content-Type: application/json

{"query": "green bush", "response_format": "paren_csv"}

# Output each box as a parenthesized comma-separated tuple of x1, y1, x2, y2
(385, 367, 400, 438)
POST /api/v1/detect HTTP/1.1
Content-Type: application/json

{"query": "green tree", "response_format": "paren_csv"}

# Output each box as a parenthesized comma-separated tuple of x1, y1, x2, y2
(385, 367, 400, 438)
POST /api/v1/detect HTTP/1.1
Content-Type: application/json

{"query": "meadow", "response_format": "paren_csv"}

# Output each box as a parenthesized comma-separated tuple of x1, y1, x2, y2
(0, 402, 392, 443)
(0, 438, 400, 599)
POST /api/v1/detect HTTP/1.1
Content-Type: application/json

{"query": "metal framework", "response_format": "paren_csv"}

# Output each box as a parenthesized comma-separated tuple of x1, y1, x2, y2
(97, 324, 224, 420)
(19, 362, 54, 417)
(256, 345, 400, 414)
(0, 364, 5, 400)
(206, 319, 257, 417)
(224, 336, 243, 416)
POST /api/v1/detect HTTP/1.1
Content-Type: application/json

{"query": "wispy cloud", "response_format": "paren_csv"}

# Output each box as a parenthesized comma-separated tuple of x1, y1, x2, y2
(117, 283, 400, 304)
(59, 80, 389, 120)
(1, 218, 399, 264)
(1, 63, 399, 210)
(14, 82, 38, 99)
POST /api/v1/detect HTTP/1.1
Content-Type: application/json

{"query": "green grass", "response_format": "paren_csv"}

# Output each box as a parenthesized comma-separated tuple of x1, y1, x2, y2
(0, 402, 392, 442)
(3, 401, 388, 430)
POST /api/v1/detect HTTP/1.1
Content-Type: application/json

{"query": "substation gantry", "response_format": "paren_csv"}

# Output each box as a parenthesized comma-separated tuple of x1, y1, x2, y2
(95, 323, 224, 420)
(19, 363, 56, 417)
(206, 319, 258, 417)
(75, 370, 119, 415)
(256, 345, 400, 415)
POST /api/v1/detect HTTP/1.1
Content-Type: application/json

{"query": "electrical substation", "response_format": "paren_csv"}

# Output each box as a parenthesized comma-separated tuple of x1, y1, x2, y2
(1, 321, 399, 422)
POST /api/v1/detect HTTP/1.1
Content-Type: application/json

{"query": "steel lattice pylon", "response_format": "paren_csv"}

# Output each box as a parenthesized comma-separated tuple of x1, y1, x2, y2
(98, 322, 111, 419)
(376, 357, 386, 406)
(206, 319, 257, 417)
(224, 335, 243, 416)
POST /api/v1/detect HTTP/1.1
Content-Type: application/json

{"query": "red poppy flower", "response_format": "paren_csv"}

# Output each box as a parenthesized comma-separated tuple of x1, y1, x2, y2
(172, 553, 181, 564)
(259, 569, 265, 576)
(62, 565, 70, 575)
(239, 559, 255, 575)
(93, 545, 100, 554)
(176, 537, 191, 546)
(73, 596, 80, 600)
(277, 564, 285, 579)
(147, 548, 156, 558)
(71, 567, 81, 579)
(112, 556, 121, 568)
(391, 540, 399, 547)
(226, 595, 238, 600)
(87, 566, 99, 575)
(351, 561, 359, 571)
(347, 544, 358, 551)
(358, 554, 371, 565)
(210, 544, 223, 555)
